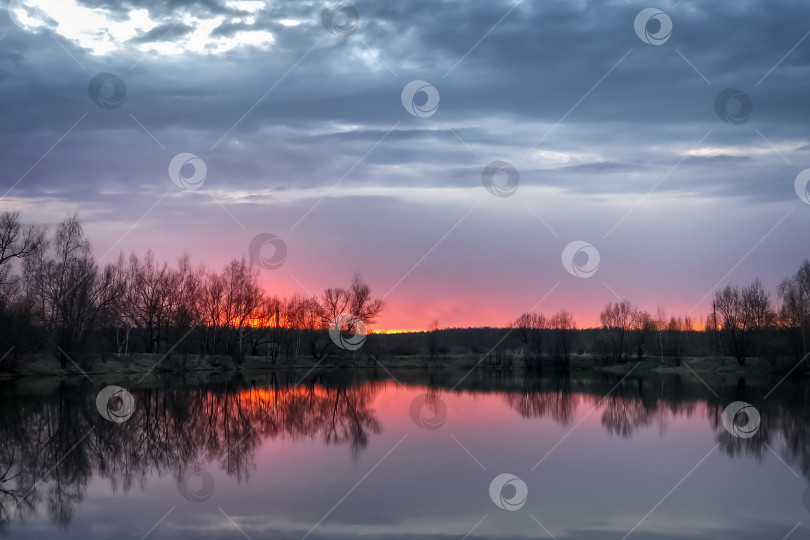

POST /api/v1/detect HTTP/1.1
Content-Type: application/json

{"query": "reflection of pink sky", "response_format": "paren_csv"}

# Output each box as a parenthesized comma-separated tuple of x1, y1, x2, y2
(77, 382, 799, 540)
(370, 385, 715, 440)
(245, 382, 715, 468)
(251, 382, 714, 436)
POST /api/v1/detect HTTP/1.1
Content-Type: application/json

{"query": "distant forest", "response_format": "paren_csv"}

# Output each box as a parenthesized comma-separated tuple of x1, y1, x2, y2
(0, 212, 807, 370)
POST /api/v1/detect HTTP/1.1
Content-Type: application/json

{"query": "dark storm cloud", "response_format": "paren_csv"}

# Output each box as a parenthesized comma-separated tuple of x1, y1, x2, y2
(132, 23, 194, 42)
(2, 0, 810, 208)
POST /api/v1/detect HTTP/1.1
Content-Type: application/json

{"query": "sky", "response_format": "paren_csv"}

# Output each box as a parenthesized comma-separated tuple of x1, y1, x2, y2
(1, 0, 809, 330)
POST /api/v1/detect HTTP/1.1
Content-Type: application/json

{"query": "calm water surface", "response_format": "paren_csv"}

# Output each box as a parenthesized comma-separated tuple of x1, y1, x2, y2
(1, 369, 808, 539)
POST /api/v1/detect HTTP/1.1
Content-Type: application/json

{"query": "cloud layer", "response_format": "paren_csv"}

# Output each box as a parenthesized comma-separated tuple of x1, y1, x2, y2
(1, 0, 808, 329)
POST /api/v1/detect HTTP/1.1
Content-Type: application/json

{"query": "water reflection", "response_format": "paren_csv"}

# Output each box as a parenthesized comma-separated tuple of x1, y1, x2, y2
(0, 369, 807, 536)
(0, 372, 384, 531)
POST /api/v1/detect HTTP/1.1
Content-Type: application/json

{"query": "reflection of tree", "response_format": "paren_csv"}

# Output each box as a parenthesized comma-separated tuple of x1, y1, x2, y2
(0, 376, 384, 529)
(778, 392, 810, 478)
(711, 378, 810, 476)
(504, 375, 664, 437)
(601, 395, 655, 438)
(506, 375, 578, 425)
(0, 381, 92, 530)
(500, 371, 810, 479)
(0, 449, 33, 534)
(710, 378, 768, 462)
(4, 369, 810, 532)
(599, 377, 662, 438)
(237, 383, 382, 459)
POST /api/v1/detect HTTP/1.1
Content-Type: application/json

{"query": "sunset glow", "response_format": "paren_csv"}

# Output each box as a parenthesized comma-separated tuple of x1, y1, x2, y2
(2, 2, 808, 539)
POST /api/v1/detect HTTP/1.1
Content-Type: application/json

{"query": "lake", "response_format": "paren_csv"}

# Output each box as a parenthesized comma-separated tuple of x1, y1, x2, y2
(1, 368, 808, 539)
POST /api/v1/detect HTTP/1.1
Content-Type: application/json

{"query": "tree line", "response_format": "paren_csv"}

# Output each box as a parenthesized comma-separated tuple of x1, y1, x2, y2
(1, 211, 807, 369)
(509, 262, 809, 367)
(0, 212, 384, 368)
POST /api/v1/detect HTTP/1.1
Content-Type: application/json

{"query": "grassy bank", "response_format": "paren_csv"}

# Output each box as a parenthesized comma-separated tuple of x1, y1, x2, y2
(1, 350, 803, 381)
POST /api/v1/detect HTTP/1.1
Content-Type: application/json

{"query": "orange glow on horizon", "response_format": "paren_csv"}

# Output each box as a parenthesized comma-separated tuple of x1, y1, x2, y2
(191, 264, 711, 334)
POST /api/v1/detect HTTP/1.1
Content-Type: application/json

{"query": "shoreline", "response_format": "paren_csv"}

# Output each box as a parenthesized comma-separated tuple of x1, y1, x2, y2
(1, 351, 803, 382)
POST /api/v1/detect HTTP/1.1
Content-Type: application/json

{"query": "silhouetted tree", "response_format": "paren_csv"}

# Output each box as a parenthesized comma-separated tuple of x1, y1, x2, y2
(549, 309, 576, 367)
(24, 216, 124, 361)
(599, 300, 638, 364)
(426, 319, 440, 361)
(512, 312, 546, 364)
(778, 260, 810, 361)
(714, 280, 774, 365)
(633, 310, 655, 360)
(349, 271, 384, 328)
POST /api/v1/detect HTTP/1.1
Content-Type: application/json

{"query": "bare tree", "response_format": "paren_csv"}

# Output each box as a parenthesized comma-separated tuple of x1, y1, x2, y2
(714, 285, 746, 364)
(743, 279, 775, 360)
(284, 294, 315, 361)
(599, 300, 638, 364)
(549, 309, 576, 367)
(199, 268, 227, 353)
(24, 216, 123, 360)
(313, 273, 385, 361)
(654, 305, 667, 363)
(426, 319, 440, 361)
(512, 312, 546, 363)
(222, 257, 263, 358)
(349, 271, 384, 328)
(0, 211, 42, 274)
(166, 255, 204, 351)
(743, 280, 774, 328)
(251, 295, 285, 361)
(714, 280, 775, 365)
(319, 287, 350, 328)
(124, 251, 171, 353)
(778, 262, 809, 360)
(664, 316, 691, 366)
(706, 302, 724, 358)
(632, 311, 655, 360)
